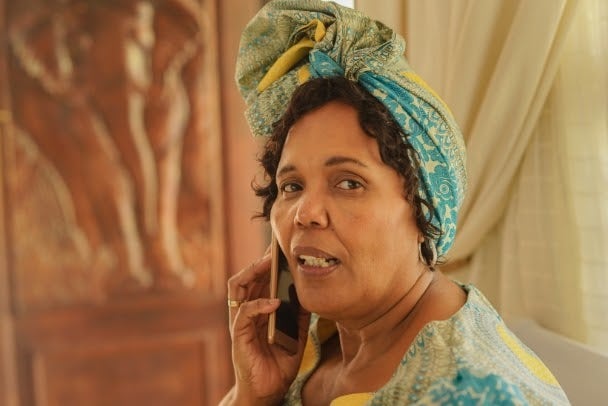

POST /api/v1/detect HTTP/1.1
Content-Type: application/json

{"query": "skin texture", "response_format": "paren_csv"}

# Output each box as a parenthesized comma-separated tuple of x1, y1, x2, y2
(270, 101, 424, 326)
(221, 101, 466, 406)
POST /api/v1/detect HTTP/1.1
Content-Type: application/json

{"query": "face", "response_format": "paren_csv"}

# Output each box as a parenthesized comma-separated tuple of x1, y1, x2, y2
(270, 101, 423, 325)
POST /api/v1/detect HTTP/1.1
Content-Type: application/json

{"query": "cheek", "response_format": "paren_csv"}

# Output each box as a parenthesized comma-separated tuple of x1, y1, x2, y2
(270, 201, 293, 248)
(352, 209, 398, 235)
(338, 211, 388, 261)
(269, 204, 281, 237)
(354, 206, 418, 254)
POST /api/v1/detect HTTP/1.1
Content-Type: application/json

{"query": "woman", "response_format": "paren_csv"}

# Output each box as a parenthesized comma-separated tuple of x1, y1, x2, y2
(221, 1, 569, 404)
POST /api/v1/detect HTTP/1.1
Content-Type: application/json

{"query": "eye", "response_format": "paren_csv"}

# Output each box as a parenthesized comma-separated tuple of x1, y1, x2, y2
(279, 182, 302, 193)
(336, 179, 363, 190)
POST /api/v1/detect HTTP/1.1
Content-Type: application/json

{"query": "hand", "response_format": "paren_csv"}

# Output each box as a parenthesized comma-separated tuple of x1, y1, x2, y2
(226, 253, 311, 405)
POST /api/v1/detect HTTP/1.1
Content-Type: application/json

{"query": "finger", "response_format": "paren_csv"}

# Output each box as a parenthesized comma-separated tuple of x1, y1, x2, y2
(232, 298, 280, 343)
(227, 253, 271, 301)
(228, 254, 272, 327)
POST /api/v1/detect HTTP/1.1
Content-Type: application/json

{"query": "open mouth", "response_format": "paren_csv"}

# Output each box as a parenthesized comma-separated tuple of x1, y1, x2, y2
(298, 255, 340, 268)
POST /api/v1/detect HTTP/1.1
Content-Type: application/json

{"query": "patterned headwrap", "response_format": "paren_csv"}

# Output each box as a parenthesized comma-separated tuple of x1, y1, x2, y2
(236, 0, 466, 256)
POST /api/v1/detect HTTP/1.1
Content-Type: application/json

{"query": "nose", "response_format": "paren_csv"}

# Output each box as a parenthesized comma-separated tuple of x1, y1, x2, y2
(294, 191, 329, 229)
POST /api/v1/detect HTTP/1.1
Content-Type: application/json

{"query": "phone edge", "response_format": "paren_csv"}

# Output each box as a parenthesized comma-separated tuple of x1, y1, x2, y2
(267, 233, 279, 345)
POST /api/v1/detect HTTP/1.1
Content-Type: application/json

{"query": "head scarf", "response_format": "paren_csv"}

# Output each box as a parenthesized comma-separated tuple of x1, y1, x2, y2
(236, 0, 466, 256)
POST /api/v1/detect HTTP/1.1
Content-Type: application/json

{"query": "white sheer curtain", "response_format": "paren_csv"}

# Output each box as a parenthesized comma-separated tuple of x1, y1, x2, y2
(358, 0, 608, 350)
(564, 0, 608, 350)
(470, 0, 608, 350)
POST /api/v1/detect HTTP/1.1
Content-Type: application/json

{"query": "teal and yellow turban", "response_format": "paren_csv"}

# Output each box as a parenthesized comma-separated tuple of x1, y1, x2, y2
(236, 0, 467, 256)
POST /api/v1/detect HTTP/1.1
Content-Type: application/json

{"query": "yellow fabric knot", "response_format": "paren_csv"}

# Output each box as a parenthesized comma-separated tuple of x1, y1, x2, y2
(257, 19, 326, 92)
(401, 71, 453, 116)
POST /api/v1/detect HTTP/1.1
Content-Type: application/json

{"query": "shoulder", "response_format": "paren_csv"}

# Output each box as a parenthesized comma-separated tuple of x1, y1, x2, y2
(423, 368, 529, 405)
(370, 366, 532, 405)
(371, 284, 570, 405)
(419, 367, 568, 405)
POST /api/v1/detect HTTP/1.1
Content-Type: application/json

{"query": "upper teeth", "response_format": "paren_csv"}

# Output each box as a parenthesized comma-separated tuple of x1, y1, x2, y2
(300, 255, 336, 267)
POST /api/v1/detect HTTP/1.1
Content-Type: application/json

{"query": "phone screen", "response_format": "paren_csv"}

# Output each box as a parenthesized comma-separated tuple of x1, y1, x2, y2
(268, 234, 299, 353)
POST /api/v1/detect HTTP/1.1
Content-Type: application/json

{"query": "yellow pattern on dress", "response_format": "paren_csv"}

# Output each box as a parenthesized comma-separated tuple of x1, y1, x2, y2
(330, 392, 373, 405)
(298, 317, 336, 375)
(497, 323, 560, 386)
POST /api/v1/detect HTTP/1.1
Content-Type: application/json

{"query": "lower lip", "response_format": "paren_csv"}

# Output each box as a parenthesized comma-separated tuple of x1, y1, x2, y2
(297, 263, 339, 277)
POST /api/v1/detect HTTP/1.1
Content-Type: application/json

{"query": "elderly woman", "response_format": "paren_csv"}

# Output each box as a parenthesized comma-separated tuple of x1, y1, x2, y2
(221, 1, 569, 405)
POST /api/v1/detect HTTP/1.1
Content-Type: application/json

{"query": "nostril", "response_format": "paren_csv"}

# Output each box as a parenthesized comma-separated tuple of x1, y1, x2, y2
(294, 198, 329, 228)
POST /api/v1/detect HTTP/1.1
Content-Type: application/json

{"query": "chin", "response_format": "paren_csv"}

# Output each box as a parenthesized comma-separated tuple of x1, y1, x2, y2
(299, 295, 342, 318)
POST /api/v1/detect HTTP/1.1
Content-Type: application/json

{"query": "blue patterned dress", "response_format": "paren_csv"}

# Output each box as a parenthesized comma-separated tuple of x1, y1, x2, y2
(284, 285, 570, 405)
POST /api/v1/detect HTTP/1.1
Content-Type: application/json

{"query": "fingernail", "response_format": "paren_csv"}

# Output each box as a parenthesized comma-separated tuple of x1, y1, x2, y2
(268, 298, 280, 305)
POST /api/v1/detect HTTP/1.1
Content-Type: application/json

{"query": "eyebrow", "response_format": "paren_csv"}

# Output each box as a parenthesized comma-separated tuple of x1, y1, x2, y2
(276, 155, 369, 178)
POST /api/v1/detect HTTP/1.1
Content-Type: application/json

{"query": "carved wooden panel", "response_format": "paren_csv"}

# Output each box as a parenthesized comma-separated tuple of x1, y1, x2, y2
(2, 0, 231, 404)
(11, 296, 231, 405)
(37, 341, 205, 405)
(6, 0, 225, 312)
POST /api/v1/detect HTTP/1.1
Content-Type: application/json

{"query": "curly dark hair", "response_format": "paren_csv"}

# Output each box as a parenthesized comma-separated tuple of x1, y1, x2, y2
(253, 76, 441, 265)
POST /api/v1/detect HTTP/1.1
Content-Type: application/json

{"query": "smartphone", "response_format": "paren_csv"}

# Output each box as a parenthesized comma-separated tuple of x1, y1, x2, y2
(268, 233, 299, 353)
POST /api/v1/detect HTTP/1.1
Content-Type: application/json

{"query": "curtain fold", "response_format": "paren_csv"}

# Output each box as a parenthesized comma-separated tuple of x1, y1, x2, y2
(544, 0, 608, 349)
(356, 0, 608, 347)
(404, 0, 578, 264)
(480, 0, 607, 349)
(359, 0, 577, 263)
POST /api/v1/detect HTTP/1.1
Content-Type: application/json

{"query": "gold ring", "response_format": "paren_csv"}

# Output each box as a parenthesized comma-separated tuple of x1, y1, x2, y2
(227, 299, 244, 308)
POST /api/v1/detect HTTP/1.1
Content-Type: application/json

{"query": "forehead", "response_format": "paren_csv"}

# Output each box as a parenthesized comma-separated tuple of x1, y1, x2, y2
(280, 101, 383, 164)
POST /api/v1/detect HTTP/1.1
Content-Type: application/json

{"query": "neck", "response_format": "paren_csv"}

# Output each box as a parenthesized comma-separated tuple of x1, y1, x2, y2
(334, 266, 435, 367)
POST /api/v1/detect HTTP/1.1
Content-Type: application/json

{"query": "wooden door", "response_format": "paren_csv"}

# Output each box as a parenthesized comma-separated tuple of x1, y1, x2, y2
(0, 0, 231, 404)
